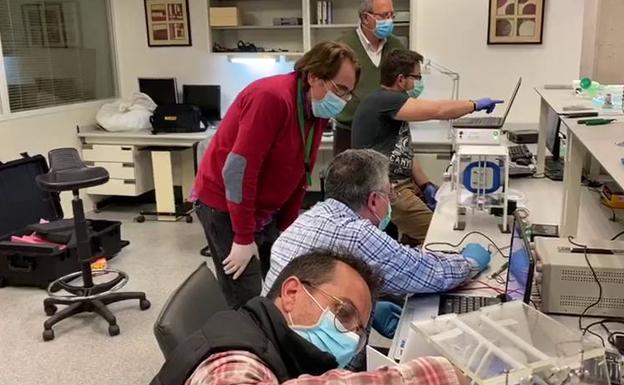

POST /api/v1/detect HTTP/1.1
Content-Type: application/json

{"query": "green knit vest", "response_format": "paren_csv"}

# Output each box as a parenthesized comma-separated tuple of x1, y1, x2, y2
(335, 29, 405, 128)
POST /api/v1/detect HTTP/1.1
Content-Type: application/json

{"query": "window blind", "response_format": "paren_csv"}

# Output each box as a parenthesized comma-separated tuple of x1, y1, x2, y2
(0, 0, 116, 112)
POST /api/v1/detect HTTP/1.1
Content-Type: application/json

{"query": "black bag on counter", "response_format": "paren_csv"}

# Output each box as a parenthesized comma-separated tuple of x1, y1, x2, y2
(150, 104, 205, 134)
(0, 153, 128, 289)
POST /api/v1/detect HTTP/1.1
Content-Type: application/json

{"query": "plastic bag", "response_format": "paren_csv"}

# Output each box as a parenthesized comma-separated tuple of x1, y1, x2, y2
(96, 92, 158, 132)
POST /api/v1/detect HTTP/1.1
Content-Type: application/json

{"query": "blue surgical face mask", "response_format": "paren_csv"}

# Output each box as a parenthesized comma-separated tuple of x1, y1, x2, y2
(409, 80, 424, 98)
(289, 288, 360, 368)
(373, 18, 394, 39)
(374, 194, 392, 231)
(312, 89, 347, 119)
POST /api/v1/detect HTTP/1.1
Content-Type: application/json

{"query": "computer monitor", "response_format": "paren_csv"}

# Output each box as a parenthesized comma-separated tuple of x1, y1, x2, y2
(504, 214, 535, 303)
(183, 85, 221, 123)
(545, 117, 562, 161)
(138, 78, 178, 105)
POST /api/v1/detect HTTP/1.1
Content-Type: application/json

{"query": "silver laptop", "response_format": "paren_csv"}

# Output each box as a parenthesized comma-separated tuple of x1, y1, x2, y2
(452, 77, 522, 128)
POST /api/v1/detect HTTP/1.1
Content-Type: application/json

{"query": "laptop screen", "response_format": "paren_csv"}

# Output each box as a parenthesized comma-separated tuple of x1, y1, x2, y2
(504, 214, 534, 302)
(501, 77, 522, 121)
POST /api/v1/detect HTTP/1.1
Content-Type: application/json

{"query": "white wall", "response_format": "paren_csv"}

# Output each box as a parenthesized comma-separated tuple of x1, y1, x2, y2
(112, 0, 585, 124)
(0, 103, 104, 214)
(414, 0, 585, 123)
(111, 0, 294, 112)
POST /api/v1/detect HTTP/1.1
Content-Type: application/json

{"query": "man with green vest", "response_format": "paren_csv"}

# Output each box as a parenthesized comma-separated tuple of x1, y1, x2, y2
(334, 0, 404, 156)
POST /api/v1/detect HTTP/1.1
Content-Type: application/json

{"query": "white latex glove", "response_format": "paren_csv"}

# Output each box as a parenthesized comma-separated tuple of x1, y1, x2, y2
(223, 242, 259, 280)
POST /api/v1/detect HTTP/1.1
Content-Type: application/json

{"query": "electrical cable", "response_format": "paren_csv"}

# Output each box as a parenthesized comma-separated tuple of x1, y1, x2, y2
(424, 230, 508, 258)
(611, 230, 624, 241)
(581, 319, 624, 350)
(568, 236, 604, 345)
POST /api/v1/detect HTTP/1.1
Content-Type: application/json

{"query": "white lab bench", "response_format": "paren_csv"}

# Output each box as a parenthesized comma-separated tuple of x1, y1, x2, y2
(78, 126, 214, 220)
(560, 117, 624, 236)
(390, 172, 624, 360)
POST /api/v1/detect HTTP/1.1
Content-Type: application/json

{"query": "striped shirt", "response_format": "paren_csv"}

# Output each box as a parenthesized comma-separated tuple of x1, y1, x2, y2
(263, 199, 473, 296)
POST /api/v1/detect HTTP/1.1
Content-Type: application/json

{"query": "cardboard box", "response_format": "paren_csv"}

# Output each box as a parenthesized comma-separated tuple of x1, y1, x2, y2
(209, 7, 240, 27)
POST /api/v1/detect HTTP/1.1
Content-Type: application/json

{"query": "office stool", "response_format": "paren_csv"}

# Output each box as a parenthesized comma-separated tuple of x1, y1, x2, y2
(37, 148, 150, 341)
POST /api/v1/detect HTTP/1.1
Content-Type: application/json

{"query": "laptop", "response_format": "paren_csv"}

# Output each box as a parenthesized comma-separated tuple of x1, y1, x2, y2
(390, 211, 535, 360)
(438, 212, 535, 313)
(452, 77, 522, 128)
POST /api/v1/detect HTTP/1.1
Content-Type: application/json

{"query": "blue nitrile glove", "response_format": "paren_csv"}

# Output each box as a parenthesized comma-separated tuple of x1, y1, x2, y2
(421, 182, 439, 211)
(372, 301, 402, 339)
(462, 243, 492, 271)
(473, 98, 504, 114)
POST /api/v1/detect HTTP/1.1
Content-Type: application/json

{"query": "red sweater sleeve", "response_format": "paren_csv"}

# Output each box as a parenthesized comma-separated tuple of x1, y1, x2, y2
(224, 90, 286, 244)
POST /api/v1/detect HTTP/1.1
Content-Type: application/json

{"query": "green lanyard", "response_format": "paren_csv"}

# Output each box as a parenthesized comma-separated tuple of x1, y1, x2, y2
(297, 78, 315, 186)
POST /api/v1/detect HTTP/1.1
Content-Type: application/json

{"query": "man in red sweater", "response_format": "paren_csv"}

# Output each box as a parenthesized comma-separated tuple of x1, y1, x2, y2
(195, 41, 361, 308)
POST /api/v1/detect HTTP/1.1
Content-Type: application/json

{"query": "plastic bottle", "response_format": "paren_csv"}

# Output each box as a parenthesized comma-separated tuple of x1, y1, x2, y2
(580, 77, 603, 98)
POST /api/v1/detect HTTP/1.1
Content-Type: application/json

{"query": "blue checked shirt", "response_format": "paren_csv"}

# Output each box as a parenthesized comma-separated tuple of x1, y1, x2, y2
(263, 199, 473, 296)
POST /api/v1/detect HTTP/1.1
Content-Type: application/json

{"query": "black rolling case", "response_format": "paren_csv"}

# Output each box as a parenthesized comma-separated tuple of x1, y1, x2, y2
(0, 153, 128, 289)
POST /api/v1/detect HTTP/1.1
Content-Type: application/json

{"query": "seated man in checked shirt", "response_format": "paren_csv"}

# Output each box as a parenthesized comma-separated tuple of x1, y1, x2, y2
(151, 249, 469, 385)
(263, 149, 492, 298)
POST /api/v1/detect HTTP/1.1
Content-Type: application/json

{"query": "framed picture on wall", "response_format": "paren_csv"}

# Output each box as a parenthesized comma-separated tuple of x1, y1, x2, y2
(22, 2, 81, 48)
(144, 0, 192, 47)
(487, 0, 545, 44)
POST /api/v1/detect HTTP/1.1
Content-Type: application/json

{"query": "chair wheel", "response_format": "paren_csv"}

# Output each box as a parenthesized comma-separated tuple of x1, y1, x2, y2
(140, 298, 151, 310)
(43, 329, 55, 341)
(135, 215, 145, 223)
(185, 215, 193, 223)
(44, 304, 57, 316)
(108, 324, 120, 336)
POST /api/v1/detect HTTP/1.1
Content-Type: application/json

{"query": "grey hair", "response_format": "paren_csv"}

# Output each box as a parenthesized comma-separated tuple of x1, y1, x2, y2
(325, 149, 389, 210)
(359, 0, 375, 15)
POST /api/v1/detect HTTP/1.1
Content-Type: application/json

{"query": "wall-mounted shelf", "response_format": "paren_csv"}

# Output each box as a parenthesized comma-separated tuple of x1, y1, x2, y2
(212, 25, 303, 30)
(310, 22, 409, 29)
(213, 51, 305, 57)
(311, 23, 357, 29)
(207, 0, 414, 55)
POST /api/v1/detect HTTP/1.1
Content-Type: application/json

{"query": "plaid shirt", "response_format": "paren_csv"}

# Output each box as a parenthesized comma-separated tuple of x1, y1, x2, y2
(263, 199, 472, 296)
(186, 350, 461, 385)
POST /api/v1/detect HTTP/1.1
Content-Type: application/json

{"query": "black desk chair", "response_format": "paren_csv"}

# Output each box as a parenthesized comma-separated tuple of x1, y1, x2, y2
(154, 262, 229, 359)
(37, 148, 150, 341)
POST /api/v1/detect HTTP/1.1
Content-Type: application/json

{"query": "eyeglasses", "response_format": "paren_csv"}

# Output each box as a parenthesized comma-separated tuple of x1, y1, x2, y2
(367, 11, 395, 20)
(327, 80, 353, 102)
(407, 73, 423, 81)
(301, 281, 367, 351)
(377, 185, 397, 202)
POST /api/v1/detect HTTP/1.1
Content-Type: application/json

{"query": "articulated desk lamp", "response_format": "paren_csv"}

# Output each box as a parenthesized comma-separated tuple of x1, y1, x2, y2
(422, 58, 460, 101)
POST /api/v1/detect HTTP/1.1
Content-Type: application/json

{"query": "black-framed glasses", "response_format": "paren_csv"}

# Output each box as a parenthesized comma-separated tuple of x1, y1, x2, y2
(367, 11, 395, 20)
(301, 281, 367, 350)
(327, 80, 353, 101)
(407, 73, 423, 81)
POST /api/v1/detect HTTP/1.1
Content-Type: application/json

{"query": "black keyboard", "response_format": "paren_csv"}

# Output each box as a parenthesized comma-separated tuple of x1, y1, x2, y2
(508, 144, 533, 161)
(439, 295, 501, 315)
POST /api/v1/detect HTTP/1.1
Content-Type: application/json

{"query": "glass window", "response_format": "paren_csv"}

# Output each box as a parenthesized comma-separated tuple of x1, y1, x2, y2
(0, 0, 116, 112)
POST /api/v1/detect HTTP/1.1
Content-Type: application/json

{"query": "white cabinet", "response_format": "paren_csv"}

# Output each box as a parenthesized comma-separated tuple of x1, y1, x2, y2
(82, 144, 154, 196)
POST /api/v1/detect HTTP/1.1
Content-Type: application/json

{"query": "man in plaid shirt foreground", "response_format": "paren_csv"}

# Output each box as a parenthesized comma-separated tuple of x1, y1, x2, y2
(151, 250, 468, 385)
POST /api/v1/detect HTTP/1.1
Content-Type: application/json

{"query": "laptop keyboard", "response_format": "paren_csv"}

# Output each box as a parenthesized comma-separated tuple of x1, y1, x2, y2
(439, 295, 501, 315)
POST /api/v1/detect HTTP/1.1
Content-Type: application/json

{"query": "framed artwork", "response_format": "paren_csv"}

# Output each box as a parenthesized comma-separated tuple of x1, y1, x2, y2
(487, 0, 545, 45)
(22, 2, 81, 48)
(144, 0, 192, 47)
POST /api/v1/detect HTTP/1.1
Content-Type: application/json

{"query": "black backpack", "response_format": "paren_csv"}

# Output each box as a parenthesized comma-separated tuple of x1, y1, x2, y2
(150, 104, 205, 134)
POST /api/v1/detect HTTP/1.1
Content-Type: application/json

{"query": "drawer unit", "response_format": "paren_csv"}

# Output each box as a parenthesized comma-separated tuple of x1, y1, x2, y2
(87, 179, 143, 196)
(90, 162, 135, 180)
(83, 145, 154, 197)
(83, 144, 135, 163)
